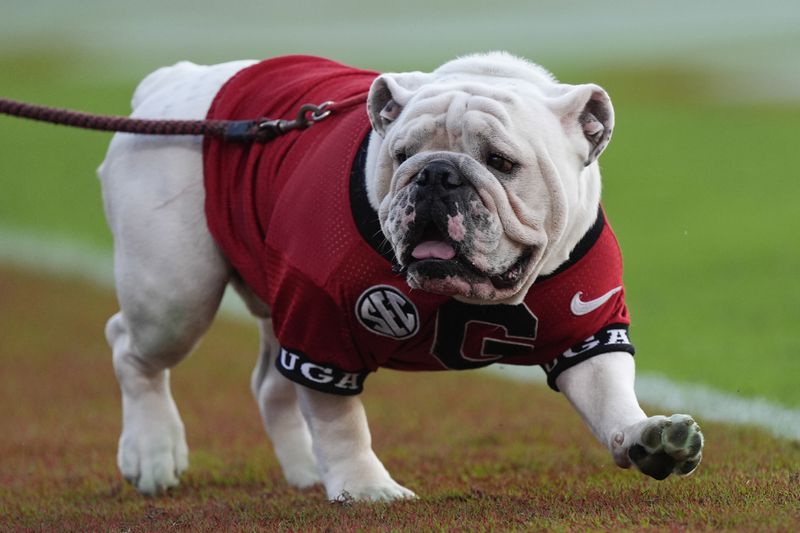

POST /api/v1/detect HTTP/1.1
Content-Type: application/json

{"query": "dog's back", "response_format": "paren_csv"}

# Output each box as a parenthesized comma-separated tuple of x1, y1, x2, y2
(129, 60, 257, 118)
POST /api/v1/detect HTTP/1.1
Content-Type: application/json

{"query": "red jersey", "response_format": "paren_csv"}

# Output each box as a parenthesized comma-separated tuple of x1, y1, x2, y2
(204, 56, 634, 395)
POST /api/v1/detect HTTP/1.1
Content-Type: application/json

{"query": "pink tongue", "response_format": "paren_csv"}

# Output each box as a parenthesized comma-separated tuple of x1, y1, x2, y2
(412, 240, 456, 260)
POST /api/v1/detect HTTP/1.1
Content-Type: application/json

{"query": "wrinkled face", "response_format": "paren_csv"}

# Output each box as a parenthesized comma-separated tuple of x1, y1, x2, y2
(379, 91, 549, 302)
(366, 54, 613, 304)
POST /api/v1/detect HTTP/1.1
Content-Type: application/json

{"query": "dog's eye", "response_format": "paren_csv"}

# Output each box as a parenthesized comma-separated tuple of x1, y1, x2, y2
(394, 151, 409, 164)
(487, 153, 515, 174)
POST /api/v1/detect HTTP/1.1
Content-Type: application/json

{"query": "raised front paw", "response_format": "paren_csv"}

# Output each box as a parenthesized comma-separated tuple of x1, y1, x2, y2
(627, 414, 704, 480)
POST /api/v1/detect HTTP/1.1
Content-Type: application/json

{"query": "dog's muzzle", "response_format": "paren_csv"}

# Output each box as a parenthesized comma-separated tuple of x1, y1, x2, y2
(394, 159, 533, 300)
(404, 159, 468, 262)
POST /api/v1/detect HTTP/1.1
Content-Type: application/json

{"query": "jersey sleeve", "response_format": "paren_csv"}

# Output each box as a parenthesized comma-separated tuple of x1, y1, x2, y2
(274, 345, 370, 395)
(540, 323, 635, 392)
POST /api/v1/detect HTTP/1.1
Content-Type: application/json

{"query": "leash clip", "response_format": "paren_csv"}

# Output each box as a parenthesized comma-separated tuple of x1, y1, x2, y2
(295, 101, 335, 128)
(307, 101, 334, 121)
(223, 101, 336, 143)
(263, 101, 335, 134)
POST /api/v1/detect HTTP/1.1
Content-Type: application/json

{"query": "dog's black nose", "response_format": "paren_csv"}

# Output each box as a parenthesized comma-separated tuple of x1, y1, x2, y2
(415, 160, 463, 190)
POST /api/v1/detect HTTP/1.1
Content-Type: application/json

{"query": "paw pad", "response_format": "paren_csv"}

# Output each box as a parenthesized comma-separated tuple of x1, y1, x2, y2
(629, 414, 703, 480)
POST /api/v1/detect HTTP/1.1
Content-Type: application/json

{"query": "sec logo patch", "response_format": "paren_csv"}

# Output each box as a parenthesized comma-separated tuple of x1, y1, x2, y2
(356, 285, 419, 339)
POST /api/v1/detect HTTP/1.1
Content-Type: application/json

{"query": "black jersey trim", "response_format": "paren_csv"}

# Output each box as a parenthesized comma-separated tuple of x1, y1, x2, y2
(275, 346, 369, 396)
(349, 132, 397, 265)
(541, 323, 635, 392)
(535, 206, 605, 284)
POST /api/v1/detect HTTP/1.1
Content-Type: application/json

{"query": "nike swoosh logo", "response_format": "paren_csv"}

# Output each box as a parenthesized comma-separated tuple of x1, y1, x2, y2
(570, 286, 622, 316)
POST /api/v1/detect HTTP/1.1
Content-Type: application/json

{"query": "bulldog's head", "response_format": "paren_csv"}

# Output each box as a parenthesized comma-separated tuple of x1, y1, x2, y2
(364, 52, 614, 304)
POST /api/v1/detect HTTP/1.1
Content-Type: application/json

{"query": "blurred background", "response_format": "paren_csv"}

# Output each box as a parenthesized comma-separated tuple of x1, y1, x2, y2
(1, 0, 798, 411)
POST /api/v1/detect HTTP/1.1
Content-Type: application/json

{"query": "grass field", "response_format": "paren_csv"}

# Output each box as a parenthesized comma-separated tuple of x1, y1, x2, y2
(1, 265, 798, 531)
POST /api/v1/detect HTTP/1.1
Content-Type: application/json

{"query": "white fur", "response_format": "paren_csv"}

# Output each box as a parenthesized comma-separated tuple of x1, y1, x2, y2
(100, 53, 701, 500)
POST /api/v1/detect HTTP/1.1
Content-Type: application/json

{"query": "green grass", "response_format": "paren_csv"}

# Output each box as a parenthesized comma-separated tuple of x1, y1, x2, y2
(1, 53, 799, 407)
(602, 102, 800, 405)
(0, 56, 132, 247)
(1, 265, 798, 531)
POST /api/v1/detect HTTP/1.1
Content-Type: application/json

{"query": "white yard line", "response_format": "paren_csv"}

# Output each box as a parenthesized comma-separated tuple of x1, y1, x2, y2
(2, 226, 798, 440)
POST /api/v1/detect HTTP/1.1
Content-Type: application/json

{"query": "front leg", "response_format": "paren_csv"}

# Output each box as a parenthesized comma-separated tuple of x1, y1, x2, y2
(295, 386, 416, 501)
(557, 352, 704, 479)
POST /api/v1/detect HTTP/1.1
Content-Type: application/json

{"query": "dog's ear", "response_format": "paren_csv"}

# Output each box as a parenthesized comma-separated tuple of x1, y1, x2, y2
(368, 71, 431, 136)
(551, 83, 614, 166)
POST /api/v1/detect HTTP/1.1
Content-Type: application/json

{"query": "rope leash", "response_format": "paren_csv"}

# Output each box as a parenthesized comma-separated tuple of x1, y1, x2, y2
(0, 94, 367, 143)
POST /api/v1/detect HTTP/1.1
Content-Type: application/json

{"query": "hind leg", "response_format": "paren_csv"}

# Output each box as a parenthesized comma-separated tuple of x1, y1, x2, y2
(250, 317, 320, 488)
(100, 59, 256, 494)
(101, 132, 230, 494)
(107, 256, 227, 496)
(108, 312, 192, 495)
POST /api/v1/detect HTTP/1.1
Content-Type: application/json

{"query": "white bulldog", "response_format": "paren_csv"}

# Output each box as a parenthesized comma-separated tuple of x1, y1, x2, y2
(99, 52, 703, 501)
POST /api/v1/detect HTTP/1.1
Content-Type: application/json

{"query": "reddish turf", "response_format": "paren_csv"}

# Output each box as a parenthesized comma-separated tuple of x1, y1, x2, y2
(1, 265, 798, 531)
